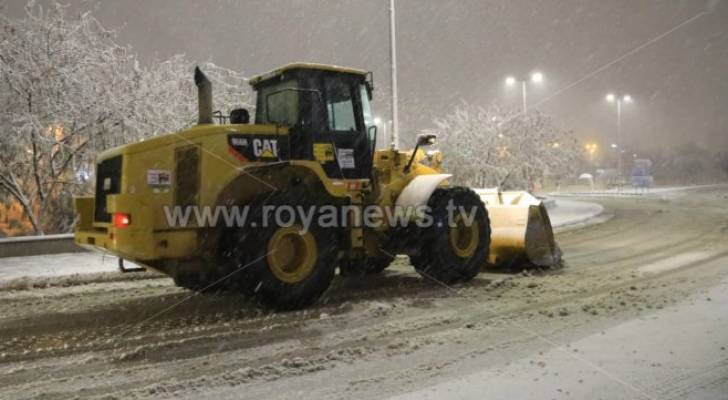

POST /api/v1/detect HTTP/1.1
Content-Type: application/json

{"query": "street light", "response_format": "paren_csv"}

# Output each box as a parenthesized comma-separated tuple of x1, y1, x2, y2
(504, 71, 544, 113)
(605, 93, 634, 179)
(585, 143, 598, 162)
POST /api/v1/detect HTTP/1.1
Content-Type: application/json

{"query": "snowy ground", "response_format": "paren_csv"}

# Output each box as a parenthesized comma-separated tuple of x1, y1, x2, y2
(1, 187, 727, 399)
(393, 279, 728, 400)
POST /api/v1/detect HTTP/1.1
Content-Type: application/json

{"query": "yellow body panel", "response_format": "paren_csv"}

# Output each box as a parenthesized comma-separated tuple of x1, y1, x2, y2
(74, 123, 429, 264)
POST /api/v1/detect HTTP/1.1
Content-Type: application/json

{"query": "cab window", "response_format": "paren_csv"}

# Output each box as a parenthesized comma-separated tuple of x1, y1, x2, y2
(256, 79, 299, 125)
(325, 79, 357, 132)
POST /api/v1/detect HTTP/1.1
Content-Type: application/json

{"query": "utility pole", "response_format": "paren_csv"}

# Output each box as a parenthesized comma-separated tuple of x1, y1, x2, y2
(606, 93, 632, 179)
(388, 0, 399, 149)
(521, 80, 528, 113)
(616, 99, 622, 178)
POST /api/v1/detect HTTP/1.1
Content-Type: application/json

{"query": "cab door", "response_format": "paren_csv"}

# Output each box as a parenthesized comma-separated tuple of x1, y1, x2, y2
(315, 75, 373, 180)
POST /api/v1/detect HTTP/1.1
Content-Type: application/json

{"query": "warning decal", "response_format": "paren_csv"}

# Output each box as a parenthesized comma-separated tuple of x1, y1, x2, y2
(337, 148, 355, 169)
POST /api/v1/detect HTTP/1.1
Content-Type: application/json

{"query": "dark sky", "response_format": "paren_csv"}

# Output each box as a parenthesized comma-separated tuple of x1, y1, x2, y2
(6, 0, 728, 152)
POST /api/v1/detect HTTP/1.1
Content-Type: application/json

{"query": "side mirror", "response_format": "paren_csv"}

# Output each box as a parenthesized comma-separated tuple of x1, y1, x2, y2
(416, 133, 437, 147)
(367, 124, 378, 141)
(404, 134, 438, 173)
(367, 124, 378, 152)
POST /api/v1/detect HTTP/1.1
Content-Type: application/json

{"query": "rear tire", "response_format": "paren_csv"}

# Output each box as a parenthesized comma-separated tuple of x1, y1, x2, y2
(224, 190, 339, 310)
(410, 187, 490, 284)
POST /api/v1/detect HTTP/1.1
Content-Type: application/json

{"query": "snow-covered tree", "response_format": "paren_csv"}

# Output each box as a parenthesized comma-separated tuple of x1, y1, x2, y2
(0, 2, 251, 234)
(431, 102, 582, 190)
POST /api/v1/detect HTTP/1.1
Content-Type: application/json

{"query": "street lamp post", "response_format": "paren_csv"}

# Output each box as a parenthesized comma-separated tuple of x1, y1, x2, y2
(388, 0, 399, 149)
(505, 71, 543, 113)
(605, 93, 633, 179)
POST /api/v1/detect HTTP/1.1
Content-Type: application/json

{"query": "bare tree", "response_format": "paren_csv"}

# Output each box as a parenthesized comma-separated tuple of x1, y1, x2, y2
(0, 2, 251, 234)
(432, 102, 582, 190)
(0, 3, 135, 233)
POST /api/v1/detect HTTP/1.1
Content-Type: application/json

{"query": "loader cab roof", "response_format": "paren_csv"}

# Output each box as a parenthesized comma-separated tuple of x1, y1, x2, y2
(248, 63, 368, 86)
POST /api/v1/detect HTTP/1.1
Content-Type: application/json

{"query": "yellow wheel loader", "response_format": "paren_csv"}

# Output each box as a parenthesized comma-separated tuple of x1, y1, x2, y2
(74, 63, 557, 310)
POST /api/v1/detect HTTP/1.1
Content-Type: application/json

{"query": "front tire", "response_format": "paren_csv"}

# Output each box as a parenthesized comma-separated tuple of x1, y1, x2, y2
(410, 187, 490, 284)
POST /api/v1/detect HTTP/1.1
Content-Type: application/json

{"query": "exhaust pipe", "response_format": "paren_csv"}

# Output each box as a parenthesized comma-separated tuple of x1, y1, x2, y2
(194, 66, 213, 125)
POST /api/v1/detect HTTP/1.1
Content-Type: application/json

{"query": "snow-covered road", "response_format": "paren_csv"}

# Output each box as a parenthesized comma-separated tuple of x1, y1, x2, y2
(393, 278, 728, 400)
(1, 187, 727, 400)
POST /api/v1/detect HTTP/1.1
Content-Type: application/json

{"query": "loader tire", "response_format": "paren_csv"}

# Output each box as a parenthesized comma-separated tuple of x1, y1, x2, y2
(411, 187, 490, 284)
(225, 190, 339, 310)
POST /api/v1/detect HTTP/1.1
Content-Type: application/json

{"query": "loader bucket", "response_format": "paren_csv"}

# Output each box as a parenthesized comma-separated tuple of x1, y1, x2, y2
(475, 189, 560, 267)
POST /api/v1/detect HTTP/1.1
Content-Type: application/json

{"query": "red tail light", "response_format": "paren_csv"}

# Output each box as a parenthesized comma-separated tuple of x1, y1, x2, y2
(113, 213, 131, 228)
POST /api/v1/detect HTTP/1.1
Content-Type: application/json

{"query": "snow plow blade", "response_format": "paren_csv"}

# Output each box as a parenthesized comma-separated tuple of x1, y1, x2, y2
(475, 189, 560, 267)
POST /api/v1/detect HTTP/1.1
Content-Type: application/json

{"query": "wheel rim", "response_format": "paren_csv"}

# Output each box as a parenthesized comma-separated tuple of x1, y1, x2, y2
(449, 215, 479, 258)
(266, 226, 317, 283)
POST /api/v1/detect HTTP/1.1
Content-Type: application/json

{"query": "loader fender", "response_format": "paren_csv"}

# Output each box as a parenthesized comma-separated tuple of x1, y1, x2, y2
(395, 174, 452, 208)
(214, 161, 346, 209)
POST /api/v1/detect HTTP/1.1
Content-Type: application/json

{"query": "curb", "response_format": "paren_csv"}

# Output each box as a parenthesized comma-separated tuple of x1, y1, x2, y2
(0, 234, 84, 258)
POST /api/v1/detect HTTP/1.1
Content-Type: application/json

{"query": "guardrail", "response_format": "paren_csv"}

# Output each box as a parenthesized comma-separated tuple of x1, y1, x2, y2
(0, 233, 85, 258)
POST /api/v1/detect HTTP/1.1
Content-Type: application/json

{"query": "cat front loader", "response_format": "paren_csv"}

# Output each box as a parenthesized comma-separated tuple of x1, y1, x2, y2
(74, 63, 558, 310)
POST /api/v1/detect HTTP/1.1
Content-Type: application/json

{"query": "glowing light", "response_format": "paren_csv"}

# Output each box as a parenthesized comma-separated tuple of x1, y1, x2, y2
(606, 93, 616, 102)
(623, 94, 632, 103)
(113, 213, 131, 228)
(505, 76, 517, 86)
(531, 72, 544, 83)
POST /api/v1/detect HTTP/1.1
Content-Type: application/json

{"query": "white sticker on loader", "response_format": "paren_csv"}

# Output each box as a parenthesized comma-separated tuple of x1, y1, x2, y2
(337, 148, 355, 169)
(147, 169, 172, 186)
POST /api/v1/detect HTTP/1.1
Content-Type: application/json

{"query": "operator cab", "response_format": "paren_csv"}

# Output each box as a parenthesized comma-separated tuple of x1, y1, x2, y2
(250, 63, 376, 180)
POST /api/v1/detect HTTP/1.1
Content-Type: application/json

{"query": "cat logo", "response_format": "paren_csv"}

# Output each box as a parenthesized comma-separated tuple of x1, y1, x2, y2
(253, 138, 278, 159)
